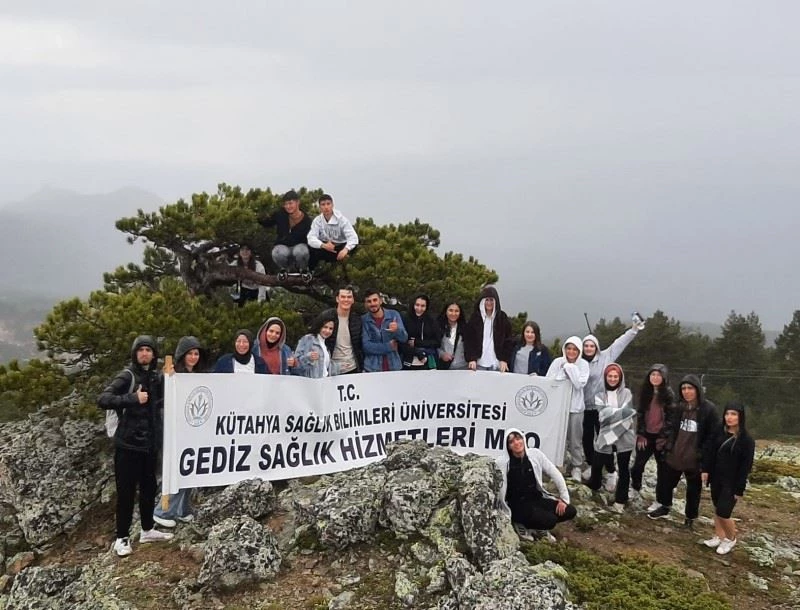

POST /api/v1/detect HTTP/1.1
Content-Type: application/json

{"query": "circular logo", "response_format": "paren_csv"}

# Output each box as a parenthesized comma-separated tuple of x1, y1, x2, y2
(514, 385, 548, 417)
(185, 386, 213, 427)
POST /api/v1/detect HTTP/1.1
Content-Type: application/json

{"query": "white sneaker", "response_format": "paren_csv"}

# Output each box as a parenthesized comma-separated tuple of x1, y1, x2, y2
(140, 529, 174, 543)
(703, 536, 722, 548)
(603, 472, 618, 492)
(513, 523, 535, 542)
(582, 466, 592, 480)
(153, 515, 177, 528)
(571, 467, 582, 482)
(113, 537, 132, 557)
(716, 538, 737, 555)
(646, 501, 661, 512)
(177, 514, 194, 523)
(610, 502, 625, 514)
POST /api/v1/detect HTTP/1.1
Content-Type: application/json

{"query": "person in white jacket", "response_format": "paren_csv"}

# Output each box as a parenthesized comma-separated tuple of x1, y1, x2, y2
(581, 324, 640, 484)
(307, 194, 359, 270)
(497, 428, 576, 540)
(546, 336, 590, 482)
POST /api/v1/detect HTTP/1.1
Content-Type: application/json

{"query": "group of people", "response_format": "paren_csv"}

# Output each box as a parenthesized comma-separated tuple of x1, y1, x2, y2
(232, 191, 360, 305)
(98, 283, 755, 558)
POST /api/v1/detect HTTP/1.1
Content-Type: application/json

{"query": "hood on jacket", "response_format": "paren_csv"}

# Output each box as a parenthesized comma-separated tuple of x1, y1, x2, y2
(582, 334, 601, 362)
(562, 335, 584, 361)
(174, 335, 207, 372)
(678, 373, 705, 405)
(130, 335, 158, 370)
(504, 427, 526, 459)
(408, 293, 432, 319)
(723, 402, 748, 434)
(473, 285, 501, 319)
(603, 362, 625, 391)
(648, 363, 670, 386)
(257, 317, 287, 348)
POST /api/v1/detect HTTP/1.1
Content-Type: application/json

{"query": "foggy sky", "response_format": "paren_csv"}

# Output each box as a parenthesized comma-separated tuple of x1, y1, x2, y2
(1, 1, 798, 333)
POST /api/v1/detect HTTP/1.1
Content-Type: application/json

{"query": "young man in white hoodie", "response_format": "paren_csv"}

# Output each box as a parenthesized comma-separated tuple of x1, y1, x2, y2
(546, 336, 591, 482)
(307, 194, 359, 270)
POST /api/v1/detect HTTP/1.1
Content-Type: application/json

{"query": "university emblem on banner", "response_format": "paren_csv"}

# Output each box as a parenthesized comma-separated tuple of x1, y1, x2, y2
(514, 385, 547, 417)
(185, 386, 213, 427)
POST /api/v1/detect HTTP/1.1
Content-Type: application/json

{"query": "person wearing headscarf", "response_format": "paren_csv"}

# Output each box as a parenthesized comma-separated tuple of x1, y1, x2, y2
(213, 329, 267, 374)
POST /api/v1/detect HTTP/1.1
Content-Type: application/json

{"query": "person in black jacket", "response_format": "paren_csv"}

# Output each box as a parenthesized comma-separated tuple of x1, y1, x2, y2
(509, 321, 552, 376)
(98, 335, 174, 557)
(463, 285, 514, 372)
(259, 189, 312, 273)
(401, 293, 442, 370)
(321, 285, 364, 374)
(701, 403, 755, 555)
(648, 374, 719, 527)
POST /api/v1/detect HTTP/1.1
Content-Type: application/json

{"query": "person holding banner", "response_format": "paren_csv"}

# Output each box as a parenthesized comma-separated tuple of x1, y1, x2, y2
(361, 289, 408, 372)
(253, 317, 297, 375)
(402, 293, 442, 370)
(98, 335, 174, 557)
(464, 285, 514, 372)
(154, 336, 207, 527)
(437, 302, 468, 370)
(214, 329, 268, 374)
(294, 313, 338, 378)
(546, 336, 590, 482)
(586, 363, 635, 513)
(498, 428, 576, 541)
(509, 321, 552, 376)
(322, 285, 363, 375)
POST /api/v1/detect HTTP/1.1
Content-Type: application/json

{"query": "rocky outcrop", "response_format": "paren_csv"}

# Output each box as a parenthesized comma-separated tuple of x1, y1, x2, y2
(0, 408, 110, 549)
(190, 478, 276, 535)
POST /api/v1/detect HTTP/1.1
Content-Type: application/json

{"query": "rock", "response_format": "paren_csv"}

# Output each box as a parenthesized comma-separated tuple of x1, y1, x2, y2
(423, 500, 463, 557)
(529, 560, 570, 595)
(4, 565, 80, 608)
(192, 478, 276, 535)
(776, 476, 800, 491)
(685, 569, 706, 580)
(0, 415, 110, 548)
(291, 465, 386, 549)
(459, 455, 507, 570)
(5, 552, 34, 576)
(445, 553, 577, 610)
(197, 516, 281, 590)
(328, 590, 355, 609)
(425, 564, 446, 594)
(381, 467, 450, 534)
(395, 570, 419, 606)
(747, 572, 769, 591)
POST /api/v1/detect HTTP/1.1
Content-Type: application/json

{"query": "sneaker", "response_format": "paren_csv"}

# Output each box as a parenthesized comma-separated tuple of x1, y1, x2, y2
(153, 515, 177, 528)
(703, 535, 722, 548)
(177, 514, 194, 523)
(646, 501, 662, 512)
(610, 502, 625, 514)
(716, 537, 737, 555)
(513, 523, 535, 542)
(571, 467, 582, 482)
(533, 530, 557, 543)
(140, 528, 174, 543)
(647, 506, 670, 520)
(603, 472, 618, 493)
(582, 466, 592, 480)
(113, 537, 132, 557)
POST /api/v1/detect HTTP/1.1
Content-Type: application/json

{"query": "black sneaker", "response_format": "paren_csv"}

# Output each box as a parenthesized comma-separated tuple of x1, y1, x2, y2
(647, 506, 670, 520)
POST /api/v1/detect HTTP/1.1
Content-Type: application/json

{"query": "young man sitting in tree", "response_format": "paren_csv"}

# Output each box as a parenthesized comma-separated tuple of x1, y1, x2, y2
(258, 189, 312, 276)
(306, 193, 359, 270)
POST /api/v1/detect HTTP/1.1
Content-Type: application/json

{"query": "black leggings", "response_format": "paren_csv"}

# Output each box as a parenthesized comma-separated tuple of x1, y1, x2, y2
(511, 497, 577, 531)
(583, 411, 616, 473)
(115, 447, 157, 538)
(588, 450, 632, 504)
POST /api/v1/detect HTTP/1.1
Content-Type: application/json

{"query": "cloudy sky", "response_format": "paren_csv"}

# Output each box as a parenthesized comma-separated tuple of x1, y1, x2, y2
(2, 1, 798, 333)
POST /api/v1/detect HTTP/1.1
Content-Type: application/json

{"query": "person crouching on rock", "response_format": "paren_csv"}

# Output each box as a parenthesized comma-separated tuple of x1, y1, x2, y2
(98, 335, 175, 557)
(497, 428, 577, 541)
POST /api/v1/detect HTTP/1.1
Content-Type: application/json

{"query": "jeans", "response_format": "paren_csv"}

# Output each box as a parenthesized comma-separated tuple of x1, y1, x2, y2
(272, 244, 310, 270)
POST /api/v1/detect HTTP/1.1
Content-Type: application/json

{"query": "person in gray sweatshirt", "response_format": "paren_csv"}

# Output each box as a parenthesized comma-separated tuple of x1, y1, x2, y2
(581, 323, 641, 485)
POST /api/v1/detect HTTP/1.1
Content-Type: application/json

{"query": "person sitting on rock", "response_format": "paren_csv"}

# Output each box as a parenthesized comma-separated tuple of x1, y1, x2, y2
(497, 428, 577, 541)
(306, 193, 359, 270)
(98, 335, 174, 557)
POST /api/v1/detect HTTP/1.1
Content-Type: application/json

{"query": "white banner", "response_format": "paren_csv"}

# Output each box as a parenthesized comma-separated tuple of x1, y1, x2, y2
(162, 371, 572, 494)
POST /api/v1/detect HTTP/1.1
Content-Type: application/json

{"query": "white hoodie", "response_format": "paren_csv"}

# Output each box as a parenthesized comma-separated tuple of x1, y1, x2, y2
(546, 336, 590, 414)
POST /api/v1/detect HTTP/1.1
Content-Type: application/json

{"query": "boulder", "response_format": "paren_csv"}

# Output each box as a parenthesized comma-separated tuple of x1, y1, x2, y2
(191, 478, 276, 535)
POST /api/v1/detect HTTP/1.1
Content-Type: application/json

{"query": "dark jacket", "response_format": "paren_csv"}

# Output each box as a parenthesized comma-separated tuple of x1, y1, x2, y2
(402, 295, 443, 367)
(509, 343, 552, 376)
(706, 404, 755, 496)
(463, 286, 514, 364)
(321, 307, 364, 371)
(174, 335, 209, 373)
(635, 363, 677, 445)
(98, 335, 163, 454)
(259, 208, 312, 247)
(666, 374, 719, 472)
(213, 353, 268, 374)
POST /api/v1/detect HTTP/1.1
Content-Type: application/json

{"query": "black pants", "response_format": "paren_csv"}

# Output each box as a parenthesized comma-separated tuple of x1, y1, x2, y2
(309, 244, 357, 269)
(583, 410, 615, 472)
(115, 447, 157, 538)
(588, 450, 632, 504)
(236, 287, 260, 308)
(631, 433, 670, 506)
(511, 497, 577, 531)
(662, 465, 702, 519)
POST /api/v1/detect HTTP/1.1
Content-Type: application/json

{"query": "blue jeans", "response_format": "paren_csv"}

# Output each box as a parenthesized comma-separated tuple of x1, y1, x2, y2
(154, 488, 192, 520)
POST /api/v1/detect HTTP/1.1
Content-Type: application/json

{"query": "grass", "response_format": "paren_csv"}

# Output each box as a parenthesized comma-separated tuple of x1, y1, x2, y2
(749, 459, 800, 484)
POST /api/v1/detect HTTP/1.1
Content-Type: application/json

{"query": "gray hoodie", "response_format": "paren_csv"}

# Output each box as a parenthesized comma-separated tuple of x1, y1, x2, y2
(581, 328, 639, 409)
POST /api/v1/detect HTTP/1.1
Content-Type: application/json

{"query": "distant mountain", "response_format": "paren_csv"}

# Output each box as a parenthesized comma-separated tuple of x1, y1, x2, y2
(0, 187, 163, 299)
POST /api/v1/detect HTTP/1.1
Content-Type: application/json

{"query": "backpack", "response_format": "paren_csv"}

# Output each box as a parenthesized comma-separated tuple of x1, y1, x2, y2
(105, 369, 136, 438)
